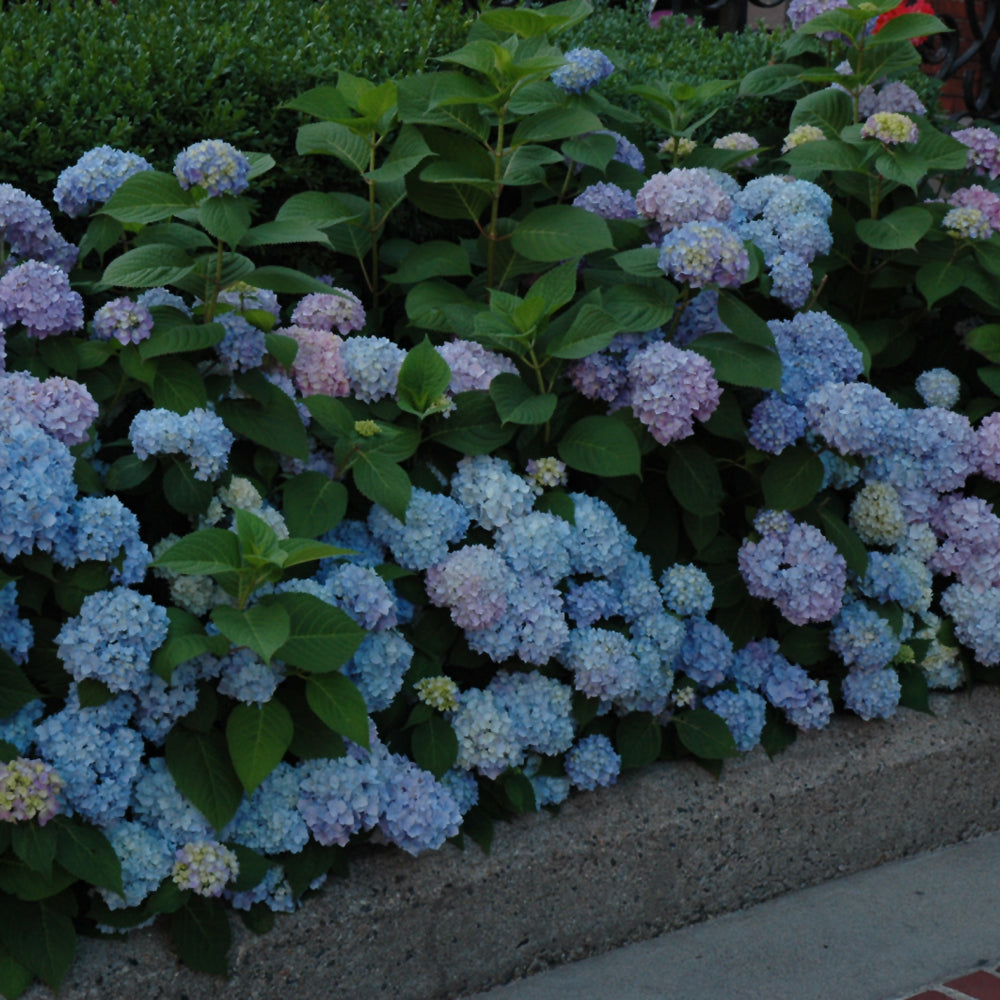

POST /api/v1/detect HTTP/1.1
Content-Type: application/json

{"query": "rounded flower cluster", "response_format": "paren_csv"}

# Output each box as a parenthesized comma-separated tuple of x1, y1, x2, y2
(368, 489, 469, 571)
(943, 185, 1000, 239)
(842, 667, 902, 720)
(565, 735, 621, 790)
(216, 312, 267, 372)
(915, 368, 960, 409)
(435, 339, 518, 394)
(860, 112, 919, 145)
(572, 182, 637, 221)
(769, 311, 863, 405)
(526, 456, 567, 488)
(626, 341, 722, 444)
(661, 563, 714, 616)
(0, 184, 78, 272)
(282, 325, 350, 397)
(93, 297, 154, 345)
(830, 600, 901, 671)
(341, 336, 406, 403)
(298, 754, 382, 846)
(551, 47, 614, 93)
(425, 544, 513, 631)
(636, 168, 733, 232)
(173, 140, 250, 197)
(0, 758, 64, 825)
(53, 146, 153, 218)
(658, 220, 750, 289)
(849, 481, 906, 546)
(377, 754, 462, 855)
(291, 290, 366, 335)
(713, 132, 760, 168)
(451, 455, 536, 531)
(1, 370, 98, 446)
(129, 406, 234, 480)
(703, 689, 767, 751)
(172, 840, 240, 897)
(415, 675, 460, 712)
(952, 126, 1000, 180)
(786, 0, 848, 33)
(738, 511, 847, 625)
(0, 259, 84, 338)
(782, 124, 826, 153)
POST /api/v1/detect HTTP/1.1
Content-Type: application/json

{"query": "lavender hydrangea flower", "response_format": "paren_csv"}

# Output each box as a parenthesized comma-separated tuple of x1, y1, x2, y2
(658, 220, 749, 289)
(298, 754, 383, 846)
(748, 395, 807, 454)
(805, 382, 904, 456)
(93, 296, 155, 345)
(216, 312, 267, 372)
(54, 146, 153, 218)
(952, 126, 1000, 179)
(1, 370, 98, 446)
(679, 616, 734, 689)
(636, 168, 733, 232)
(562, 627, 642, 703)
(291, 290, 366, 335)
(173, 140, 250, 197)
(703, 688, 767, 751)
(626, 341, 722, 444)
(786, 0, 849, 37)
(551, 48, 614, 93)
(0, 183, 78, 272)
(0, 260, 84, 337)
(436, 339, 518, 394)
(572, 182, 638, 220)
(280, 324, 350, 397)
(425, 544, 513, 631)
(859, 81, 926, 116)
(377, 753, 462, 855)
(216, 282, 280, 319)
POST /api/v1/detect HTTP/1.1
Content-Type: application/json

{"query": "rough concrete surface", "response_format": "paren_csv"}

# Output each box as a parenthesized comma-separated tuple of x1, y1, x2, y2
(26, 685, 1000, 1000)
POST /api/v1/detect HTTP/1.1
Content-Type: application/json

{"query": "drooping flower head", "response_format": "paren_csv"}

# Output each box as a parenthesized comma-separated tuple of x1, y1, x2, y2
(0, 184, 78, 272)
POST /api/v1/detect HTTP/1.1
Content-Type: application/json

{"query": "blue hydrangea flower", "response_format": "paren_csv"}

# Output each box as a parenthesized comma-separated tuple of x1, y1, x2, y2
(551, 48, 614, 93)
(216, 311, 267, 372)
(0, 583, 33, 665)
(0, 259, 84, 338)
(226, 866, 297, 914)
(658, 221, 750, 289)
(567, 493, 635, 576)
(494, 512, 573, 584)
(174, 140, 250, 197)
(56, 587, 169, 694)
(565, 579, 622, 627)
(324, 562, 399, 631)
(761, 655, 833, 730)
(572, 182, 637, 220)
(661, 563, 714, 616)
(325, 519, 387, 567)
(344, 630, 412, 712)
(368, 489, 469, 571)
(939, 583, 1000, 666)
(769, 311, 863, 406)
(561, 627, 642, 703)
(92, 296, 154, 345)
(451, 455, 537, 532)
(860, 552, 932, 615)
(679, 616, 733, 689)
(54, 146, 153, 218)
(564, 734, 621, 790)
(748, 395, 807, 455)
(341, 336, 406, 403)
(488, 670, 575, 757)
(449, 688, 524, 779)
(222, 762, 310, 855)
(0, 183, 78, 272)
(131, 757, 215, 846)
(129, 406, 234, 481)
(440, 768, 479, 816)
(297, 754, 383, 846)
(377, 753, 462, 855)
(841, 666, 901, 720)
(217, 282, 281, 320)
(829, 600, 901, 671)
(703, 688, 767, 751)
(806, 382, 905, 457)
(67, 495, 151, 584)
(99, 821, 174, 909)
(0, 699, 43, 753)
(132, 659, 203, 745)
(215, 648, 284, 705)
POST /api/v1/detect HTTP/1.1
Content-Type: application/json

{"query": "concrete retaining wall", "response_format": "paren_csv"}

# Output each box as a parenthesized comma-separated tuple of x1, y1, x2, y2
(28, 685, 1000, 1000)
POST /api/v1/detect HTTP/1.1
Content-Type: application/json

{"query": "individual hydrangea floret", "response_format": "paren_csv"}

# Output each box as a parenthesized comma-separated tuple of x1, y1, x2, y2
(636, 168, 733, 232)
(551, 47, 614, 93)
(0, 758, 64, 825)
(173, 140, 250, 197)
(292, 290, 366, 335)
(564, 735, 621, 790)
(93, 297, 154, 345)
(172, 840, 239, 897)
(952, 126, 1000, 180)
(341, 336, 406, 403)
(56, 588, 169, 694)
(915, 368, 960, 409)
(658, 221, 749, 289)
(860, 112, 919, 145)
(572, 182, 638, 221)
(54, 146, 153, 218)
(0, 260, 84, 338)
(129, 407, 234, 480)
(782, 124, 826, 153)
(435, 339, 518, 394)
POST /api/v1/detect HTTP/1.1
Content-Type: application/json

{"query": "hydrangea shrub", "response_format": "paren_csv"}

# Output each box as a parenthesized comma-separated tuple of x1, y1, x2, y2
(2, 0, 1000, 993)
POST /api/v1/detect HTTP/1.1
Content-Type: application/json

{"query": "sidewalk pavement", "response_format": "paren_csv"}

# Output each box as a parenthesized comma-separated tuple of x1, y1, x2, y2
(462, 830, 1000, 1000)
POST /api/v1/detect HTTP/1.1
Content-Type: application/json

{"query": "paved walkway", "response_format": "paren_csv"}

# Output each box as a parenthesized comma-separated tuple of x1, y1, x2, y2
(461, 830, 1000, 1000)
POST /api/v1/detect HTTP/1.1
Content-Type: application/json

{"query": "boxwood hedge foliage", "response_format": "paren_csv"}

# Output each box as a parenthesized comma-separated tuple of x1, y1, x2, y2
(0, 0, 799, 209)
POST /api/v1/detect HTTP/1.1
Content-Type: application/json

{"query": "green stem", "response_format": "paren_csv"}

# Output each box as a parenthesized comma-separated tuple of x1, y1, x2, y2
(203, 238, 225, 323)
(487, 109, 507, 291)
(367, 133, 381, 318)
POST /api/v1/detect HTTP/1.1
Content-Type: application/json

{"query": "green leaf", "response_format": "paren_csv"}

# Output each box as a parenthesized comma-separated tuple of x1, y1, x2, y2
(688, 333, 782, 391)
(239, 220, 330, 248)
(282, 84, 352, 121)
(431, 391, 516, 455)
(616, 713, 662, 769)
(396, 336, 452, 417)
(277, 538, 348, 569)
(199, 196, 252, 247)
(11, 823, 56, 875)
(303, 395, 356, 438)
(171, 897, 231, 977)
(151, 632, 230, 684)
(405, 279, 478, 333)
(613, 246, 663, 279)
(789, 87, 856, 136)
(917, 259, 966, 309)
(489, 373, 557, 426)
(0, 654, 41, 719)
(138, 322, 225, 360)
(667, 442, 722, 515)
(512, 206, 613, 263)
(511, 107, 604, 145)
(282, 473, 348, 539)
(385, 241, 471, 284)
(0, 944, 33, 1000)
(716, 293, 775, 348)
(869, 11, 949, 43)
(152, 357, 208, 414)
(525, 259, 578, 315)
(410, 716, 458, 778)
(779, 626, 830, 666)
(761, 446, 826, 511)
(0, 898, 75, 991)
(51, 817, 123, 895)
(248, 266, 346, 296)
(102, 244, 195, 289)
(152, 528, 241, 576)
(163, 461, 214, 517)
(783, 138, 867, 174)
(558, 416, 641, 477)
(674, 708, 739, 759)
(353, 452, 412, 523)
(856, 207, 932, 250)
(270, 592, 366, 673)
(211, 605, 290, 666)
(305, 673, 370, 747)
(535, 489, 575, 524)
(562, 131, 618, 170)
(500, 771, 536, 814)
(817, 509, 869, 578)
(226, 701, 294, 794)
(216, 390, 309, 461)
(978, 365, 1000, 394)
(296, 121, 369, 173)
(897, 662, 932, 714)
(737, 62, 805, 97)
(100, 170, 194, 223)
(165, 728, 243, 832)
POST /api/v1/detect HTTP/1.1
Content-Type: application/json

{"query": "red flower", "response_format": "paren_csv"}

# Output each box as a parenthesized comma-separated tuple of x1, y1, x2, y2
(873, 0, 935, 44)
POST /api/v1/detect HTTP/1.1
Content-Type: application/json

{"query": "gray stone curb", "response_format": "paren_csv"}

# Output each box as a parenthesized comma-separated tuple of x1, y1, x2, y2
(27, 685, 1000, 1000)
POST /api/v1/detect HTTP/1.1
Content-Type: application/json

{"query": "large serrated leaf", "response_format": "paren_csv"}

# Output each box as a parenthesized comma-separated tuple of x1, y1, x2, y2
(269, 592, 366, 673)
(761, 446, 825, 511)
(667, 441, 723, 514)
(51, 817, 123, 895)
(152, 528, 241, 576)
(512, 205, 613, 263)
(558, 416, 641, 477)
(171, 898, 231, 977)
(102, 244, 194, 289)
(282, 473, 348, 539)
(100, 170, 194, 223)
(226, 701, 294, 794)
(489, 373, 557, 426)
(211, 605, 290, 666)
(674, 707, 739, 759)
(0, 898, 76, 991)
(305, 672, 371, 747)
(165, 729, 243, 832)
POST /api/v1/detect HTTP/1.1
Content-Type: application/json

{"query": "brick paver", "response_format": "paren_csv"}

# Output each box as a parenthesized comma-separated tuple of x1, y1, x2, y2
(896, 968, 1000, 1000)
